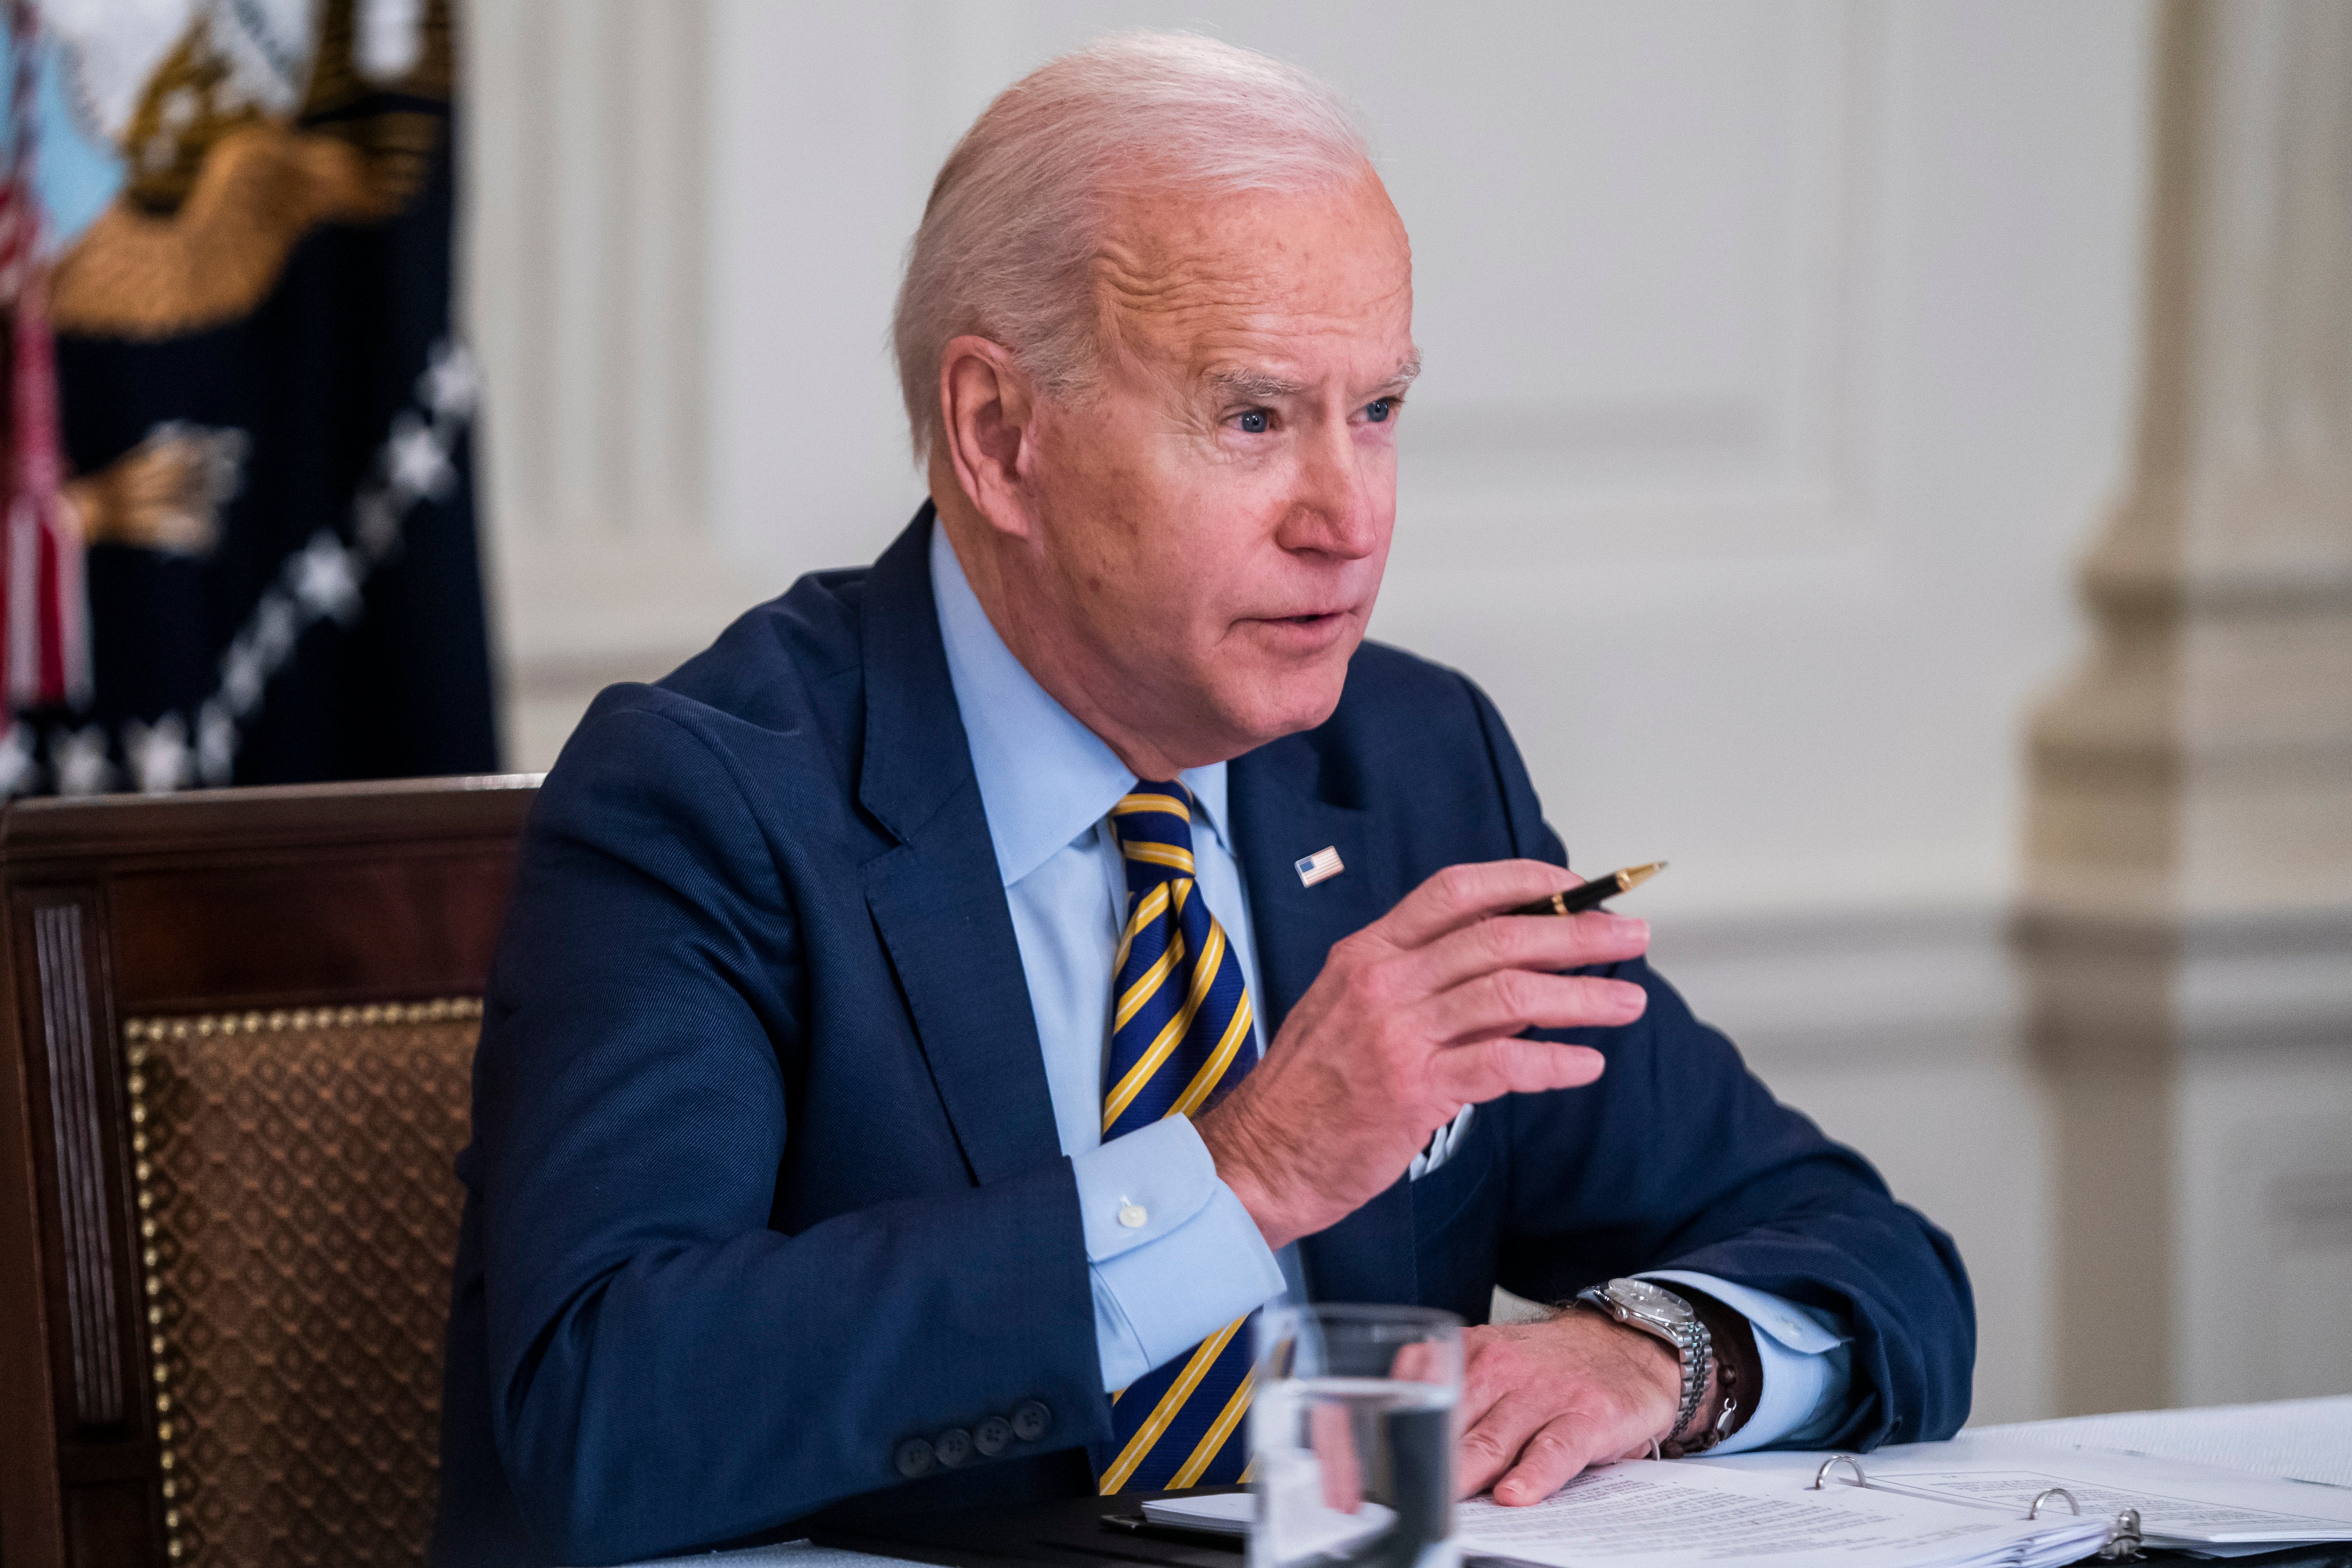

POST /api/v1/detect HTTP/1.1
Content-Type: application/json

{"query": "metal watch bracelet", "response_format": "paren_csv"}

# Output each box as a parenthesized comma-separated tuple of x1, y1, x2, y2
(1664, 1314, 1712, 1446)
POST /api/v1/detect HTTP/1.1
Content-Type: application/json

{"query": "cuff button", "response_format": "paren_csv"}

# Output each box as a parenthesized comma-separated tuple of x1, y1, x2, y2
(973, 1416, 1011, 1457)
(935, 1427, 973, 1468)
(1011, 1400, 1051, 1442)
(895, 1437, 936, 1478)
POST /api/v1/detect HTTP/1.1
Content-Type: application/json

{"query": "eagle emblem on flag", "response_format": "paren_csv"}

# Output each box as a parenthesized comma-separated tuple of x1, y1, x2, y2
(0, 0, 495, 796)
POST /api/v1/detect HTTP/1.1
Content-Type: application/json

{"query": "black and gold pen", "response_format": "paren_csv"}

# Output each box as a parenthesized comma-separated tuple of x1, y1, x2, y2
(1508, 861, 1667, 917)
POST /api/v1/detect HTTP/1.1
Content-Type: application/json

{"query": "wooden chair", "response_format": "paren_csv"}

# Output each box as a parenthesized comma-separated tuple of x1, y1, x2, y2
(0, 776, 538, 1568)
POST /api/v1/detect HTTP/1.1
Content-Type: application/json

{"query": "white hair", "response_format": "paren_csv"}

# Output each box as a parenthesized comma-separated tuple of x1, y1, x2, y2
(891, 32, 1372, 461)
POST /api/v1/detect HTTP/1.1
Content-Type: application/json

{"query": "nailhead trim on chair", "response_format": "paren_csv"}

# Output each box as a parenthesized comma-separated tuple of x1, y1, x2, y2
(121, 998, 484, 1565)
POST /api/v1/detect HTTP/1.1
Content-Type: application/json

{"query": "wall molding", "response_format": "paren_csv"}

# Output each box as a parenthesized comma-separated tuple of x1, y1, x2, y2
(2020, 901, 2352, 1064)
(1652, 899, 2021, 1069)
(1397, 0, 1889, 569)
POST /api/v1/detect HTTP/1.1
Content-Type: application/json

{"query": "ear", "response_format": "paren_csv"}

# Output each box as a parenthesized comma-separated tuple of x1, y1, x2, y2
(935, 335, 1042, 541)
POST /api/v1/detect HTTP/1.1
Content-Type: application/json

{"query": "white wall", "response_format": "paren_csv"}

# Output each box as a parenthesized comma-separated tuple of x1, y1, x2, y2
(464, 0, 2157, 1424)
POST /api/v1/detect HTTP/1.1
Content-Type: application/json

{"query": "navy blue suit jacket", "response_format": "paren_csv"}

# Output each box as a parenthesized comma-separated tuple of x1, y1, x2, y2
(434, 509, 1973, 1566)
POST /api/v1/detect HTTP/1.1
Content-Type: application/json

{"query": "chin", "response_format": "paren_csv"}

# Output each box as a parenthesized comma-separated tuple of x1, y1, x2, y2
(1224, 662, 1353, 751)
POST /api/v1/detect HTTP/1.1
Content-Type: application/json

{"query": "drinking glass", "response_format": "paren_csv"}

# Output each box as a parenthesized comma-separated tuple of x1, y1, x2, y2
(1250, 1304, 1462, 1568)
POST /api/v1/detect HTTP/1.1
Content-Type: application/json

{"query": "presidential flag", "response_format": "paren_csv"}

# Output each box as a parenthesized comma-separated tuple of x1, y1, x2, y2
(0, 0, 496, 795)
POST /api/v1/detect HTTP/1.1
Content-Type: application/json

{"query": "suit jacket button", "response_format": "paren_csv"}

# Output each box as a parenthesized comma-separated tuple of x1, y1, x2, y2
(1011, 1401, 1051, 1442)
(935, 1427, 973, 1468)
(973, 1416, 1012, 1457)
(895, 1437, 936, 1478)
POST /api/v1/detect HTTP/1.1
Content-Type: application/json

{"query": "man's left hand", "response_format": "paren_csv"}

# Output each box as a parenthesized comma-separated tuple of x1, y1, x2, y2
(1453, 1310, 1684, 1505)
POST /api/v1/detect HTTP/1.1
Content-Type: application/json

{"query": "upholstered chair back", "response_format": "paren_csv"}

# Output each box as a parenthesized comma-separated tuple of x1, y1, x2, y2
(0, 777, 535, 1568)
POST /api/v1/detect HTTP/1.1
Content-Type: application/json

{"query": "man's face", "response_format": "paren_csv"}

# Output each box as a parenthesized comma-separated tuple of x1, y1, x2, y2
(1015, 168, 1416, 770)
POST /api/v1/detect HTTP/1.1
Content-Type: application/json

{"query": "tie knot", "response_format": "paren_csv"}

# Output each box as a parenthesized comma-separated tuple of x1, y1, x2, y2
(1111, 782, 1195, 879)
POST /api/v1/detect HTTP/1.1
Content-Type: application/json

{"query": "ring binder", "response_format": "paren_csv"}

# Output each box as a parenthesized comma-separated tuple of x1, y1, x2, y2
(2026, 1487, 2078, 1519)
(1802, 1454, 2147, 1562)
(1808, 1454, 1867, 1491)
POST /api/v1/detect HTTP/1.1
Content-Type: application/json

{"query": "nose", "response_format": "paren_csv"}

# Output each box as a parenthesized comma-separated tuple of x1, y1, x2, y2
(1282, 416, 1383, 561)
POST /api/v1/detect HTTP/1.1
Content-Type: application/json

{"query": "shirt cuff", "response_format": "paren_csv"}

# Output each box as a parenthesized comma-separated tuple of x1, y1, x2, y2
(1073, 1115, 1286, 1392)
(1637, 1270, 1853, 1454)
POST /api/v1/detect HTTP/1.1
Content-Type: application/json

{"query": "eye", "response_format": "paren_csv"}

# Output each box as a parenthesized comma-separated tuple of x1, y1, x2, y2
(1237, 409, 1270, 434)
(1365, 398, 1393, 423)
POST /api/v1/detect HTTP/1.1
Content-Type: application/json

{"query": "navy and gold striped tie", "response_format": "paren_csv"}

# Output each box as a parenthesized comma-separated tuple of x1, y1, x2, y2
(1097, 783, 1260, 1493)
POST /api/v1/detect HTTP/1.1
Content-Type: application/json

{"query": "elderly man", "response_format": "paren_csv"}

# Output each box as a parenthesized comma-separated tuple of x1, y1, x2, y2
(434, 33, 1972, 1568)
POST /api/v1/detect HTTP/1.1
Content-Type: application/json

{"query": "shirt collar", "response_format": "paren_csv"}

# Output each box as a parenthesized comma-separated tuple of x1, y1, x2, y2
(929, 519, 1232, 887)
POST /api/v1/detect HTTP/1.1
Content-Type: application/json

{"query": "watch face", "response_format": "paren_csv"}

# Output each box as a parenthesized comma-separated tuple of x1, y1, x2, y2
(1611, 1279, 1692, 1326)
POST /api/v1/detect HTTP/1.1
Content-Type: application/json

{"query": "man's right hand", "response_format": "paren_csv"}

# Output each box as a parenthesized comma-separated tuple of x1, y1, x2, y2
(1193, 860, 1651, 1250)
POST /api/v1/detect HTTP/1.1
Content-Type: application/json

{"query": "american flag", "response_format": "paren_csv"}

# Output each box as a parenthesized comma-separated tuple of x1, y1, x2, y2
(0, 0, 90, 718)
(1294, 845, 1345, 887)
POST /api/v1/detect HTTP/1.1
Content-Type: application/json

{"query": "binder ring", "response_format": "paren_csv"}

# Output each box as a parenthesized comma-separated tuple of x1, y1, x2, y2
(1808, 1454, 1867, 1491)
(2098, 1506, 2145, 1562)
(2028, 1487, 2081, 1519)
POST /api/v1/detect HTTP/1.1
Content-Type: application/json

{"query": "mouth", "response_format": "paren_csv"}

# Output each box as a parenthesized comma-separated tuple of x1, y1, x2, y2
(1242, 608, 1357, 651)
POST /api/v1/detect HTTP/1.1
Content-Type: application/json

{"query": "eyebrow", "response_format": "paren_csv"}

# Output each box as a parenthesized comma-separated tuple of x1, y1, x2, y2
(1203, 353, 1423, 404)
(1205, 367, 1309, 403)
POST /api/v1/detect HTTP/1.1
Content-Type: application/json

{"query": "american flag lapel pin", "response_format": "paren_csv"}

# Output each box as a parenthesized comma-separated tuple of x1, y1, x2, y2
(1295, 846, 1345, 887)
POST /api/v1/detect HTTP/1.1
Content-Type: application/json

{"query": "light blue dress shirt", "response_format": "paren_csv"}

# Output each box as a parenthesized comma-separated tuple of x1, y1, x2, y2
(928, 523, 1850, 1451)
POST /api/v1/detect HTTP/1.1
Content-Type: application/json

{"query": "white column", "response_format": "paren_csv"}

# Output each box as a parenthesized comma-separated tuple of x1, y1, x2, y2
(2023, 0, 2352, 1415)
(461, 0, 754, 769)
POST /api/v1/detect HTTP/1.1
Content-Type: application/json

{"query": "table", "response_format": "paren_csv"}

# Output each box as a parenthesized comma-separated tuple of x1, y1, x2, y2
(613, 1395, 2352, 1566)
(1966, 1394, 2352, 1490)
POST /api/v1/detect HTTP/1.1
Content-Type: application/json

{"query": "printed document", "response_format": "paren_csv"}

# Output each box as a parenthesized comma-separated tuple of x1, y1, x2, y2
(1452, 1461, 2106, 1568)
(1148, 1461, 2111, 1568)
(1150, 1428, 2352, 1566)
(1797, 1435, 2352, 1553)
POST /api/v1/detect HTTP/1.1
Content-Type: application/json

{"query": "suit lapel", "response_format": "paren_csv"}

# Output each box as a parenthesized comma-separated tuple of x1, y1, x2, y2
(1228, 739, 1375, 1035)
(858, 507, 1062, 1187)
(1229, 733, 1419, 1307)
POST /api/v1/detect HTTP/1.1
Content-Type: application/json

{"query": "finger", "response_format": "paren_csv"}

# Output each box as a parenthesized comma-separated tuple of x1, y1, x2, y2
(1417, 970, 1648, 1047)
(1390, 1341, 1450, 1388)
(1454, 1392, 1551, 1500)
(1310, 1401, 1364, 1513)
(1452, 1332, 1516, 1439)
(1492, 1415, 1615, 1506)
(1375, 861, 1580, 951)
(1427, 1036, 1607, 1105)
(1400, 910, 1650, 999)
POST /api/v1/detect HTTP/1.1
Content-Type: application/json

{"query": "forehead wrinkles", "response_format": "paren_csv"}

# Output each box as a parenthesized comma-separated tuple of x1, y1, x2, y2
(1091, 233, 1277, 345)
(1088, 227, 1408, 376)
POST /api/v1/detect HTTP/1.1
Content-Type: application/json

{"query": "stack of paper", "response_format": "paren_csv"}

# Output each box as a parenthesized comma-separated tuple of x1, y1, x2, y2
(1451, 1461, 2109, 1568)
(1148, 1461, 2113, 1568)
(1762, 1434, 2352, 1558)
(1148, 1427, 2352, 1567)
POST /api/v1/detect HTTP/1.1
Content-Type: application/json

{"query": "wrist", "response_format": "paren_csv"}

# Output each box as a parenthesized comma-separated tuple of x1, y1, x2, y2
(1191, 1094, 1309, 1251)
(1609, 1314, 1684, 1413)
(1571, 1278, 1736, 1456)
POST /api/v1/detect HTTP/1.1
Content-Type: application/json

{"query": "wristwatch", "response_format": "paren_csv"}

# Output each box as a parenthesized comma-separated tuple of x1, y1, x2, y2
(1573, 1278, 1712, 1451)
